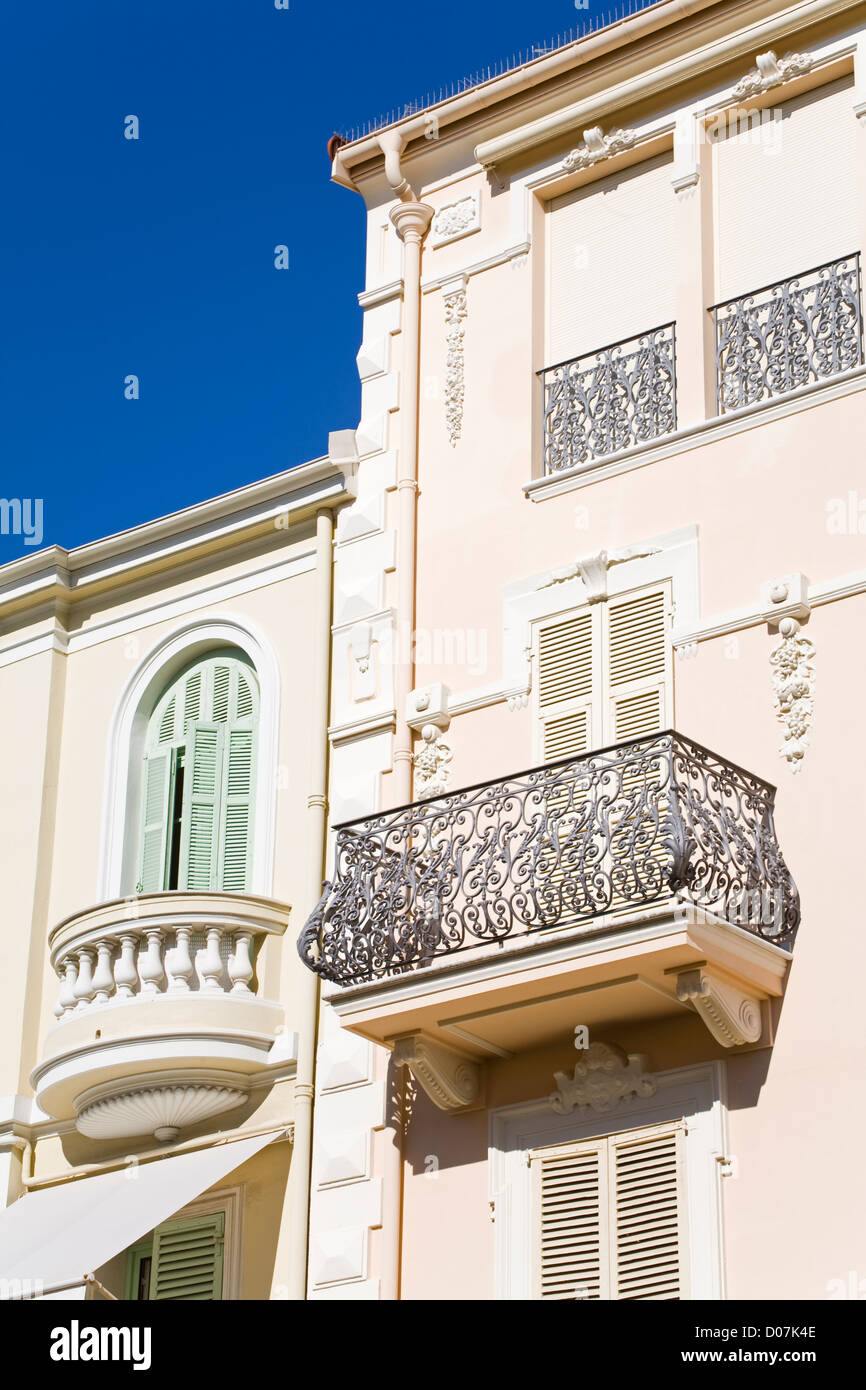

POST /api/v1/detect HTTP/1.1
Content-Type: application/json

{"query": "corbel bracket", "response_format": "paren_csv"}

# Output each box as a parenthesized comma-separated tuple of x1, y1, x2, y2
(392, 1035, 482, 1111)
(676, 968, 762, 1047)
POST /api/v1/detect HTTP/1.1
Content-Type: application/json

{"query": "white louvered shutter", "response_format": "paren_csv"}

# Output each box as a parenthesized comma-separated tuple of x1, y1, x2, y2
(605, 586, 669, 742)
(534, 1138, 608, 1299)
(547, 152, 677, 365)
(536, 609, 599, 761)
(136, 750, 172, 893)
(179, 722, 224, 890)
(149, 1213, 225, 1301)
(713, 76, 859, 301)
(533, 1123, 687, 1300)
(610, 1123, 688, 1300)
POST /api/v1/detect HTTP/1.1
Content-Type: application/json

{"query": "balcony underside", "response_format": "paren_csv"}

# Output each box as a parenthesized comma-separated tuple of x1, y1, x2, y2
(327, 900, 790, 1059)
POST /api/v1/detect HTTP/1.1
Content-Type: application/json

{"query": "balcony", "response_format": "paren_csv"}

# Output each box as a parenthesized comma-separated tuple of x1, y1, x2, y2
(539, 323, 677, 474)
(33, 892, 292, 1141)
(713, 253, 863, 414)
(300, 734, 798, 1102)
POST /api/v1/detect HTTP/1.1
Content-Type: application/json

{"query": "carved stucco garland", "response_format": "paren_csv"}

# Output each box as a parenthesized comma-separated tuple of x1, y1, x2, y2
(443, 285, 467, 447)
(562, 125, 638, 172)
(413, 723, 453, 799)
(732, 50, 814, 98)
(432, 195, 477, 241)
(770, 617, 815, 773)
(549, 1042, 657, 1114)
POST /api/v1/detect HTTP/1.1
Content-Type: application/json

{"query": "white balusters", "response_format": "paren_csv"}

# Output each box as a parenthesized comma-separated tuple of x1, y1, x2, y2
(227, 932, 254, 994)
(138, 929, 165, 996)
(199, 927, 224, 992)
(52, 912, 267, 1018)
(73, 950, 96, 1009)
(114, 934, 139, 998)
(55, 957, 78, 1017)
(92, 942, 116, 1004)
(166, 926, 194, 992)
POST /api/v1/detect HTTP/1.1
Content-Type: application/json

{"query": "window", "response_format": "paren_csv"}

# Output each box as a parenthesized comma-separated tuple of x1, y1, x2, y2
(136, 652, 259, 894)
(546, 152, 677, 366)
(534, 583, 672, 761)
(531, 1120, 688, 1300)
(127, 1212, 225, 1301)
(712, 76, 859, 302)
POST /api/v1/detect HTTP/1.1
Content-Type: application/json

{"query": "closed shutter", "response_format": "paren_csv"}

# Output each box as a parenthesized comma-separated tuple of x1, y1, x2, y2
(136, 750, 172, 893)
(534, 1138, 608, 1299)
(150, 1212, 225, 1301)
(219, 727, 256, 891)
(533, 1122, 687, 1300)
(606, 588, 668, 742)
(547, 152, 677, 365)
(537, 609, 598, 761)
(713, 76, 859, 300)
(179, 722, 224, 890)
(611, 1125, 687, 1300)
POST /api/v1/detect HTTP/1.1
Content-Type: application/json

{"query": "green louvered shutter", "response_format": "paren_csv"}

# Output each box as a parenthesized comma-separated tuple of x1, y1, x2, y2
(178, 722, 224, 890)
(219, 727, 256, 891)
(150, 1212, 225, 1301)
(136, 749, 173, 892)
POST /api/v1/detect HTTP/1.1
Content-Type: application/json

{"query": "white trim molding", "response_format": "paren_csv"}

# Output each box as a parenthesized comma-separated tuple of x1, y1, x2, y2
(99, 616, 281, 900)
(489, 1062, 727, 1300)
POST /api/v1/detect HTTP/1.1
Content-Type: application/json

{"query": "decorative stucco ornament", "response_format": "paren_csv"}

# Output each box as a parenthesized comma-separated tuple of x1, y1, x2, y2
(431, 192, 480, 246)
(443, 283, 467, 447)
(732, 50, 814, 98)
(770, 617, 815, 772)
(549, 1042, 657, 1115)
(562, 126, 638, 172)
(413, 723, 453, 799)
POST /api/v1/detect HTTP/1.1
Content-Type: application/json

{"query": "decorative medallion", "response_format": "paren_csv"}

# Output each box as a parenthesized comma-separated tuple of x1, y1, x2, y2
(549, 1041, 657, 1114)
(732, 50, 814, 98)
(562, 126, 638, 172)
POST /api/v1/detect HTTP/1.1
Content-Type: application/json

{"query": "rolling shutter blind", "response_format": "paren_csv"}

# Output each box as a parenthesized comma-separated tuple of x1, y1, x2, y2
(179, 723, 224, 890)
(547, 152, 677, 365)
(533, 1122, 687, 1300)
(136, 750, 172, 893)
(713, 76, 859, 300)
(150, 1212, 225, 1301)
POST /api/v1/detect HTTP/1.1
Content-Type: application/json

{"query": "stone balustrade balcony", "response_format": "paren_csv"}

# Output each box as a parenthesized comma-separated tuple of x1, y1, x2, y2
(33, 892, 293, 1142)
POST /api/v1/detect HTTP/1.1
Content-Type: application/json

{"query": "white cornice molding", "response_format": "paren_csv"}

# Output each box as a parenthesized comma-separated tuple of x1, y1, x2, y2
(421, 240, 530, 294)
(0, 455, 356, 623)
(473, 0, 860, 169)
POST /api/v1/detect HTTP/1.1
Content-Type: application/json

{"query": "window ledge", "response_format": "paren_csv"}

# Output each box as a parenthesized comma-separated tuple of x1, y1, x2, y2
(524, 363, 866, 502)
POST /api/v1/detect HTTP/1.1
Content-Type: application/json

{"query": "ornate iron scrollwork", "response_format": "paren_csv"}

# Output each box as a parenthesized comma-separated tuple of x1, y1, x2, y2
(713, 254, 863, 414)
(539, 323, 677, 474)
(299, 732, 800, 986)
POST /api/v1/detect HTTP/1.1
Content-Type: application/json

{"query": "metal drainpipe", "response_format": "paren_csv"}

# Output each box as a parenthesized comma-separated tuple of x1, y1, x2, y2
(378, 132, 433, 1301)
(287, 505, 334, 1299)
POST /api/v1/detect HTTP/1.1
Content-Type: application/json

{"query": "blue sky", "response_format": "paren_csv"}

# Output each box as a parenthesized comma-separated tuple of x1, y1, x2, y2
(0, 0, 649, 561)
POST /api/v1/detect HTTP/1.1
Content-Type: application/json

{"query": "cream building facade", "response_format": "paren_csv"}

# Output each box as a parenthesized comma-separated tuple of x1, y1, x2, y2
(3, 0, 866, 1305)
(300, 0, 866, 1301)
(0, 448, 360, 1299)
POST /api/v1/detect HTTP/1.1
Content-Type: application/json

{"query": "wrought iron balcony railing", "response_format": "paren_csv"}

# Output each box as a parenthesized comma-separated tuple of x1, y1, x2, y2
(539, 323, 677, 473)
(299, 732, 799, 986)
(712, 253, 863, 414)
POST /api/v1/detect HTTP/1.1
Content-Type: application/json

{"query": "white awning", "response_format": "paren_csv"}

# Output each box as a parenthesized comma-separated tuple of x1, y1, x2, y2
(0, 1129, 284, 1298)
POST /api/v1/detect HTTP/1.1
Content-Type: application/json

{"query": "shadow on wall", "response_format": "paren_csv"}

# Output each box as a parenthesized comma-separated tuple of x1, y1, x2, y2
(399, 1010, 775, 1179)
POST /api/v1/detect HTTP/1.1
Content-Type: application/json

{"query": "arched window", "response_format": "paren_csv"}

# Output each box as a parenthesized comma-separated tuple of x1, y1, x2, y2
(136, 651, 259, 895)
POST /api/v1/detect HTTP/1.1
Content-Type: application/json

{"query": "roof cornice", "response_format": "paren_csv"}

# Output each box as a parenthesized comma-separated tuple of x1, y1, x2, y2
(332, 0, 862, 185)
(0, 449, 358, 624)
